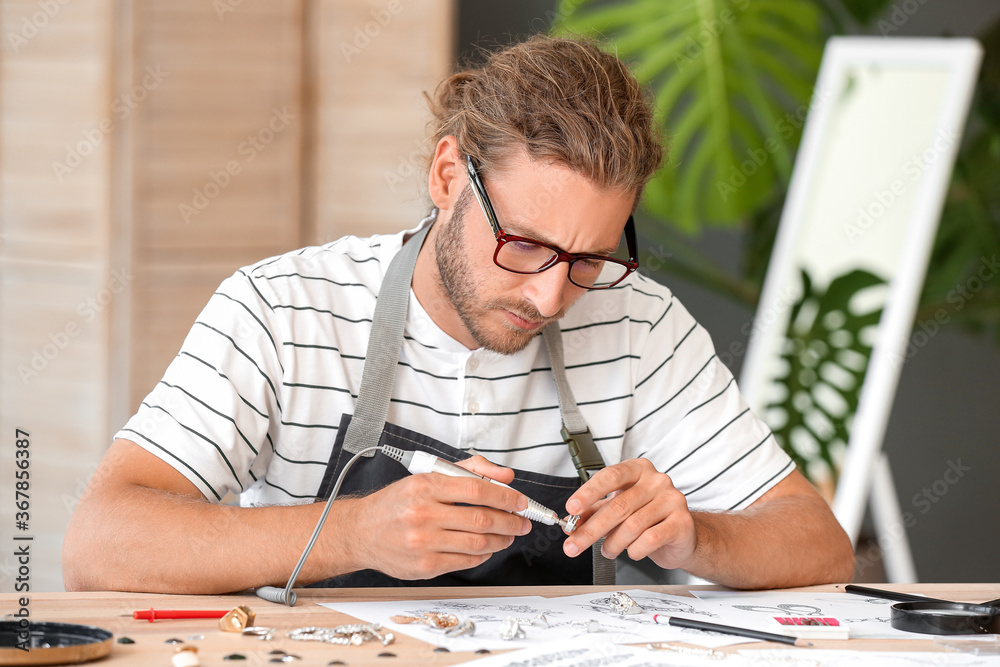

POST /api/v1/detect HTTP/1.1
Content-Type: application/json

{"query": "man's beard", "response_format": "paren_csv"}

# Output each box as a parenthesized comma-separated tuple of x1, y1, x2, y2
(434, 188, 563, 355)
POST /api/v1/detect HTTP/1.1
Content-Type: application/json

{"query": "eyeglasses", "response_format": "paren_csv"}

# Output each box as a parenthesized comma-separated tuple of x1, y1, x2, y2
(466, 156, 638, 290)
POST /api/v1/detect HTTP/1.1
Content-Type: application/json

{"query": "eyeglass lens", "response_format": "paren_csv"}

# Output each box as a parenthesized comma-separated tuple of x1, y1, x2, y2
(496, 240, 630, 288)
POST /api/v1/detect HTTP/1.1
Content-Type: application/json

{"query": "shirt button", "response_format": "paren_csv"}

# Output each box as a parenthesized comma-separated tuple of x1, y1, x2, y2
(467, 401, 480, 414)
(468, 358, 479, 372)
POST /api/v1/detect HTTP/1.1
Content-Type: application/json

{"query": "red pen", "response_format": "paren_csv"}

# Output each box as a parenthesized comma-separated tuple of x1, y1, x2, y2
(132, 608, 229, 622)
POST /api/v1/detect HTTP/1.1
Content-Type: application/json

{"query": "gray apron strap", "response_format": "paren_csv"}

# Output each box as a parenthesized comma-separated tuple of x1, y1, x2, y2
(343, 211, 614, 585)
(342, 218, 433, 456)
(542, 323, 615, 586)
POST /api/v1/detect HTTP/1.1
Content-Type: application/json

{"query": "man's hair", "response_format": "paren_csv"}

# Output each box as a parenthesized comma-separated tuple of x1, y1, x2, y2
(426, 35, 664, 202)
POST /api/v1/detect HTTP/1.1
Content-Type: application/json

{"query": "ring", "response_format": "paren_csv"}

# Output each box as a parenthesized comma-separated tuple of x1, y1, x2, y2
(609, 592, 643, 616)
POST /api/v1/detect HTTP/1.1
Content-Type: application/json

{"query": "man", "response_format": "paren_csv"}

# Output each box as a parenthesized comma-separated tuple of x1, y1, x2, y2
(63, 36, 853, 593)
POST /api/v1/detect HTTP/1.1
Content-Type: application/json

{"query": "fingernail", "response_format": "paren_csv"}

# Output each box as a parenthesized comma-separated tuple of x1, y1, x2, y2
(566, 500, 580, 514)
(520, 519, 531, 535)
(564, 542, 580, 557)
(517, 496, 528, 511)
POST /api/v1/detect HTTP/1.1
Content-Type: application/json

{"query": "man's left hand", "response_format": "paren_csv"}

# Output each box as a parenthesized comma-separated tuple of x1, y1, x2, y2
(561, 458, 696, 569)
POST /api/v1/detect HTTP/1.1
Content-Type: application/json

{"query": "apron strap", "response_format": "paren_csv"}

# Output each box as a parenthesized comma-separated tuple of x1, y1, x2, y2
(542, 323, 614, 586)
(342, 216, 433, 457)
(343, 210, 615, 585)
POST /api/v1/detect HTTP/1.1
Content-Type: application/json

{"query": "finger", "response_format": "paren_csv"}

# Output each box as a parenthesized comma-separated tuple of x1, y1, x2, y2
(418, 473, 528, 515)
(563, 481, 665, 558)
(619, 509, 696, 564)
(564, 462, 642, 516)
(436, 503, 532, 538)
(599, 497, 672, 559)
(435, 528, 521, 557)
(456, 455, 516, 485)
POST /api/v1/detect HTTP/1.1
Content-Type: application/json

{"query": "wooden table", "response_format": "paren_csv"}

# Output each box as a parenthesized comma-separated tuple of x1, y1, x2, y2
(3, 584, 999, 666)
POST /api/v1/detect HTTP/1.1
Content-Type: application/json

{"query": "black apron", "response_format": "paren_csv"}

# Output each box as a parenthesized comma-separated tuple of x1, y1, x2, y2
(311, 414, 590, 587)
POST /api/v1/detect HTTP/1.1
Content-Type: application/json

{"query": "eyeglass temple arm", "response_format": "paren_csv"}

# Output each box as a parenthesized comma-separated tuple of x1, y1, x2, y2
(466, 155, 502, 237)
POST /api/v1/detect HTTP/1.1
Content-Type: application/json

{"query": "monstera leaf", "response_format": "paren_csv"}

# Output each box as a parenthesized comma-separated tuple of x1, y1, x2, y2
(555, 0, 824, 232)
(765, 268, 885, 484)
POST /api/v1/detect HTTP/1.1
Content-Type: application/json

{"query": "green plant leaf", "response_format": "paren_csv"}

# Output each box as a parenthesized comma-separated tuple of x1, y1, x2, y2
(764, 267, 885, 484)
(555, 0, 824, 232)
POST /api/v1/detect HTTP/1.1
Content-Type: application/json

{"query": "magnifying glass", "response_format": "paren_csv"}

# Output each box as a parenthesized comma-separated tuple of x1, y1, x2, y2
(845, 584, 1000, 635)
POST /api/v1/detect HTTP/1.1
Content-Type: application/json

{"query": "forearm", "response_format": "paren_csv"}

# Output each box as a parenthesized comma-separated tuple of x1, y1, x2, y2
(63, 485, 362, 594)
(674, 494, 855, 589)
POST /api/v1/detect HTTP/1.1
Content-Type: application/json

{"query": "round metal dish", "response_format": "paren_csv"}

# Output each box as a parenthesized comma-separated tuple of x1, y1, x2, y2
(890, 601, 1000, 635)
(0, 621, 113, 665)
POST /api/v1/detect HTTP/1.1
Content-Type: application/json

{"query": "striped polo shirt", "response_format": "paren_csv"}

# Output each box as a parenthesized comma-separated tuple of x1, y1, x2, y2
(116, 221, 793, 511)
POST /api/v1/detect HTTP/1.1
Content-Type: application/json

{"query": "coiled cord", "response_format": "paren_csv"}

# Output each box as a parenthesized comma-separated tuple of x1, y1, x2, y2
(256, 445, 382, 606)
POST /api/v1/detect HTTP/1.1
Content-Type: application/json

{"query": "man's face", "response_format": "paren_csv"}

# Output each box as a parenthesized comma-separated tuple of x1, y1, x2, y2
(434, 151, 634, 355)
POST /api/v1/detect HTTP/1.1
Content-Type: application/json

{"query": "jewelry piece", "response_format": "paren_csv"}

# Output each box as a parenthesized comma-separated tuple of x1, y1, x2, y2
(500, 616, 526, 641)
(389, 612, 458, 630)
(219, 605, 255, 632)
(571, 620, 601, 633)
(444, 619, 476, 637)
(171, 646, 200, 667)
(648, 643, 728, 660)
(515, 613, 549, 628)
(389, 615, 420, 624)
(287, 624, 394, 646)
(242, 627, 277, 641)
(563, 515, 580, 533)
(609, 591, 643, 616)
(424, 613, 459, 629)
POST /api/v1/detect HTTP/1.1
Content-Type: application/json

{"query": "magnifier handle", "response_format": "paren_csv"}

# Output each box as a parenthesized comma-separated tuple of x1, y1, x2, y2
(844, 584, 949, 604)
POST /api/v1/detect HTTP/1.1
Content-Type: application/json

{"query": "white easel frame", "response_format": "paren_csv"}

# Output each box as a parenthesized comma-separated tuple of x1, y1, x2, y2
(739, 37, 982, 582)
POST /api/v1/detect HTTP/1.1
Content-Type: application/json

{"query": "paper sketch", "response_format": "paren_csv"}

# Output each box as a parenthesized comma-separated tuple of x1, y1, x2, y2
(322, 589, 746, 652)
(691, 591, 940, 639)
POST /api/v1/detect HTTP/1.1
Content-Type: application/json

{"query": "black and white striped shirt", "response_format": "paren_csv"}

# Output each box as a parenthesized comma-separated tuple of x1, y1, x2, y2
(117, 223, 793, 510)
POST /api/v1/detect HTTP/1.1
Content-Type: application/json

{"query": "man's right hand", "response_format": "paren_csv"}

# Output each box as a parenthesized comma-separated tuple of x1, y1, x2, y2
(345, 455, 532, 580)
(62, 441, 532, 593)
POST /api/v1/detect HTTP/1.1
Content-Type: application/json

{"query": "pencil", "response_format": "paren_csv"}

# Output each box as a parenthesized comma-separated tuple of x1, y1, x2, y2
(652, 614, 814, 647)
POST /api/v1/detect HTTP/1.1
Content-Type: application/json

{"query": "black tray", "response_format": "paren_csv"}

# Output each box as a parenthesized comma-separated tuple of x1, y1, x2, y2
(0, 620, 113, 665)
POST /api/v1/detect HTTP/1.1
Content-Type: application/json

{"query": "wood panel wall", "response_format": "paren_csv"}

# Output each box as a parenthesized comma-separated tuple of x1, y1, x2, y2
(0, 0, 454, 592)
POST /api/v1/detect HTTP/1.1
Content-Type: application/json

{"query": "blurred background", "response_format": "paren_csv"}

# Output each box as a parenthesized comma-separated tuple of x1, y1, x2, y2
(1, 0, 998, 592)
